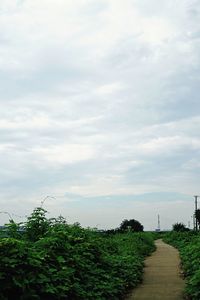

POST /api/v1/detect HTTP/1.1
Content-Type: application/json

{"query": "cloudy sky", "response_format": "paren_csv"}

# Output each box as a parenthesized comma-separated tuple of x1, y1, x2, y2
(0, 0, 199, 230)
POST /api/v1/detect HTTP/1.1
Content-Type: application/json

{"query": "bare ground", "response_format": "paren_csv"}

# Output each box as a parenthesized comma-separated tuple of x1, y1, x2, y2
(126, 239, 185, 300)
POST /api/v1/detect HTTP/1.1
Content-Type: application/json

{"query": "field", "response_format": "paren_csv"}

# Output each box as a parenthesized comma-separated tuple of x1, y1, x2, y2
(163, 231, 200, 300)
(0, 208, 155, 300)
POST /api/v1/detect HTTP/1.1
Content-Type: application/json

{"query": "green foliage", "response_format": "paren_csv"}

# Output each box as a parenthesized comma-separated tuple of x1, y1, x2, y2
(0, 208, 155, 299)
(3, 220, 23, 239)
(164, 231, 200, 299)
(119, 219, 144, 232)
(187, 270, 200, 300)
(172, 222, 189, 232)
(24, 207, 50, 242)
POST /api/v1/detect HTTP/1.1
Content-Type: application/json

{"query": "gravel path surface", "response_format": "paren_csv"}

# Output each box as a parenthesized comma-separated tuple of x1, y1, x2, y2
(126, 239, 185, 300)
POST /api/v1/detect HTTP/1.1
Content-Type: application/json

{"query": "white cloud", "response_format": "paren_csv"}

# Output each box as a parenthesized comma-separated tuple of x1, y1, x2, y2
(94, 82, 124, 95)
(0, 0, 199, 229)
(32, 144, 95, 166)
(137, 136, 200, 156)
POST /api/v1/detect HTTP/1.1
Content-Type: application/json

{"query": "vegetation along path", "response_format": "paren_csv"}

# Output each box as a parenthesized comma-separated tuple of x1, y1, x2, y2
(126, 239, 185, 300)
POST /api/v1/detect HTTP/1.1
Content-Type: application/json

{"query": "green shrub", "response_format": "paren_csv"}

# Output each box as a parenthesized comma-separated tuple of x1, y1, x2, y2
(187, 269, 200, 300)
(164, 231, 200, 300)
(0, 209, 155, 299)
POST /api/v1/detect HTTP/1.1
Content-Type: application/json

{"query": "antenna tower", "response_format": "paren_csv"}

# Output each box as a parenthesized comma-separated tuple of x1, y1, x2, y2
(158, 214, 160, 231)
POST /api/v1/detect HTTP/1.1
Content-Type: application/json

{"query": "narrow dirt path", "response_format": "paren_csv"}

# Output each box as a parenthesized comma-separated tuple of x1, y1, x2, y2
(126, 239, 185, 300)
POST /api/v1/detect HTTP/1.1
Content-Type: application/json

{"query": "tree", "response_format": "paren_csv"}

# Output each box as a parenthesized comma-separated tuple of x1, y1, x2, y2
(119, 219, 143, 232)
(172, 222, 189, 232)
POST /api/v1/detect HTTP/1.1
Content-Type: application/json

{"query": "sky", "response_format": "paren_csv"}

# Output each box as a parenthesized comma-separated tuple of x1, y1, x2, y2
(0, 0, 199, 230)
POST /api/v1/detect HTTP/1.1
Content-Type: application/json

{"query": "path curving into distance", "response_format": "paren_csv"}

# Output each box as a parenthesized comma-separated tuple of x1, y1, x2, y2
(126, 239, 185, 300)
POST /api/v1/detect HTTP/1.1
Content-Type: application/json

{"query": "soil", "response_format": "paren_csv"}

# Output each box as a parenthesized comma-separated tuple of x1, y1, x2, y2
(126, 239, 185, 300)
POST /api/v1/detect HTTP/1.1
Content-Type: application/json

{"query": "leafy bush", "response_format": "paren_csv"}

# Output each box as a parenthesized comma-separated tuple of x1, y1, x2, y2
(164, 231, 200, 300)
(0, 208, 155, 299)
(24, 207, 50, 242)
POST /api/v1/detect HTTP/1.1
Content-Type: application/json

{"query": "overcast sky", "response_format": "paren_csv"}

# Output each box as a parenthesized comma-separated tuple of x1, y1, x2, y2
(0, 0, 199, 230)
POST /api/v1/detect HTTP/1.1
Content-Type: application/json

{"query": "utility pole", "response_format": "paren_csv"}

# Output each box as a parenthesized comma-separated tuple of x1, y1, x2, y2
(192, 214, 195, 230)
(158, 214, 160, 231)
(194, 195, 199, 231)
(188, 221, 190, 229)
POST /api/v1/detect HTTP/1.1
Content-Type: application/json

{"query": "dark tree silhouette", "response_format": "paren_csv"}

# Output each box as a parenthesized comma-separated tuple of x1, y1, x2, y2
(119, 219, 143, 232)
(172, 222, 189, 232)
